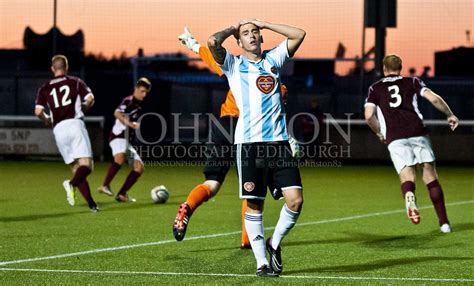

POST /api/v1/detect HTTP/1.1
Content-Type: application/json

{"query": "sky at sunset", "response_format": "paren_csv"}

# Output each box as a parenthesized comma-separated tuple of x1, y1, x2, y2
(0, 0, 472, 75)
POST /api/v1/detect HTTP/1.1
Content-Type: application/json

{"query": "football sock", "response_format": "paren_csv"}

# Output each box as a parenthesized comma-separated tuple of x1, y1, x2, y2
(70, 166, 91, 187)
(401, 181, 416, 198)
(244, 212, 268, 268)
(118, 170, 141, 195)
(186, 184, 213, 213)
(78, 180, 96, 208)
(241, 200, 250, 245)
(271, 204, 300, 249)
(103, 162, 121, 187)
(426, 180, 449, 225)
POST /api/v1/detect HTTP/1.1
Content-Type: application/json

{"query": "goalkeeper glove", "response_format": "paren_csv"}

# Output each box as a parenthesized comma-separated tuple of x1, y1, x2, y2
(178, 26, 200, 54)
(288, 135, 303, 160)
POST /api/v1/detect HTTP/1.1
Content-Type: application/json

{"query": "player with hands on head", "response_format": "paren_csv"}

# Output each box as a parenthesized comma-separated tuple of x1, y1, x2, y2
(175, 26, 300, 249)
(208, 19, 306, 277)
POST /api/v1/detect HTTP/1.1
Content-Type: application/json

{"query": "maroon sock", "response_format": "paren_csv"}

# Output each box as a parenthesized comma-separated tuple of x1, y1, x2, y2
(78, 180, 97, 208)
(103, 162, 122, 186)
(70, 166, 91, 187)
(401, 181, 416, 198)
(118, 171, 142, 196)
(427, 180, 449, 225)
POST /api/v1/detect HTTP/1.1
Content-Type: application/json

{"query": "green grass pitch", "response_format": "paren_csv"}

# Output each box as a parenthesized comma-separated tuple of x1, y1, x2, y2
(0, 161, 473, 285)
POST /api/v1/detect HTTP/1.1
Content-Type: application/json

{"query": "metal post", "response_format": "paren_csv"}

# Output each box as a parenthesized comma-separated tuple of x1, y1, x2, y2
(53, 0, 57, 56)
(359, 21, 366, 98)
(374, 27, 386, 78)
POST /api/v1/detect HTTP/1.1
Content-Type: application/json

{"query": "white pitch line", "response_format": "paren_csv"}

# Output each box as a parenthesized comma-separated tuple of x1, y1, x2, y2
(0, 268, 473, 283)
(0, 200, 473, 267)
(296, 199, 474, 227)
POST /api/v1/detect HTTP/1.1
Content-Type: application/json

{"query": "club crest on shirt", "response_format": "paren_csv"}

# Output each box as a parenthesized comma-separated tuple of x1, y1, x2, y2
(256, 76, 275, 94)
(244, 182, 255, 192)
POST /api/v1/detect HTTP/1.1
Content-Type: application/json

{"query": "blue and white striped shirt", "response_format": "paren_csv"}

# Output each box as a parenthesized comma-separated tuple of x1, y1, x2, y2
(220, 40, 289, 144)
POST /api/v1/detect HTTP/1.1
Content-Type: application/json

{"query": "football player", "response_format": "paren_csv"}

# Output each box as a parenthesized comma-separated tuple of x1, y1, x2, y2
(35, 55, 98, 212)
(365, 54, 459, 233)
(208, 19, 306, 277)
(97, 78, 151, 203)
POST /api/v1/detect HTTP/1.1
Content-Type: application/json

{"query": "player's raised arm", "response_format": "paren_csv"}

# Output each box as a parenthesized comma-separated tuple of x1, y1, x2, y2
(178, 26, 224, 77)
(249, 20, 306, 57)
(422, 89, 459, 130)
(208, 22, 240, 65)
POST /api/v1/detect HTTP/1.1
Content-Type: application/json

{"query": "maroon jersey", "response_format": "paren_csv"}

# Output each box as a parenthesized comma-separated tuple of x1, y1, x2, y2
(35, 75, 93, 127)
(365, 75, 428, 144)
(109, 95, 142, 142)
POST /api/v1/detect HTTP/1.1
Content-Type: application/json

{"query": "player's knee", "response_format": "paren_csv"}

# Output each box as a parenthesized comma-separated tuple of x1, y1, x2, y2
(114, 156, 125, 165)
(399, 167, 416, 182)
(287, 196, 303, 212)
(422, 163, 437, 183)
(134, 164, 144, 174)
(203, 180, 221, 195)
(77, 158, 93, 170)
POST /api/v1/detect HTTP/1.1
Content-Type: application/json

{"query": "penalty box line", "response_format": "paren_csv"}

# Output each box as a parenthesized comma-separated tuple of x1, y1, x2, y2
(0, 200, 473, 267)
(0, 267, 473, 283)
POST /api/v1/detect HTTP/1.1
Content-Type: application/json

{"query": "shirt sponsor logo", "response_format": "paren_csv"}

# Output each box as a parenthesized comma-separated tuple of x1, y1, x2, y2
(256, 76, 275, 94)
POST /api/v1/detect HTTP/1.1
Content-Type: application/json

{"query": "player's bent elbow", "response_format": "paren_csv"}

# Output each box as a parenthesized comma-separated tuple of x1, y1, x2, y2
(34, 108, 43, 117)
(298, 30, 306, 40)
(114, 110, 123, 119)
(207, 36, 217, 48)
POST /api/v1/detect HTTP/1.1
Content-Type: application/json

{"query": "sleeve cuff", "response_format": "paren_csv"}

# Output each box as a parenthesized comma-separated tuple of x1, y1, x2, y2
(35, 105, 45, 109)
(84, 93, 94, 100)
(420, 87, 428, 97)
(364, 102, 376, 108)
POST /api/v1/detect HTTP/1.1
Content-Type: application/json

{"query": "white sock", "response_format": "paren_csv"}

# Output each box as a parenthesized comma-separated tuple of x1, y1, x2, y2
(271, 204, 300, 249)
(244, 212, 268, 268)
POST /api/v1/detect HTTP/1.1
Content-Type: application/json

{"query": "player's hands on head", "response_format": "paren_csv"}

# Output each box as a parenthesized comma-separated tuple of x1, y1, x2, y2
(230, 21, 241, 38)
(447, 114, 459, 131)
(238, 19, 265, 28)
(248, 19, 266, 29)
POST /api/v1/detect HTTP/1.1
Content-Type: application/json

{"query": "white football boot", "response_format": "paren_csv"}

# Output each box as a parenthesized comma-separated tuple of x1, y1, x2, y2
(440, 223, 452, 233)
(405, 191, 420, 224)
(62, 180, 76, 206)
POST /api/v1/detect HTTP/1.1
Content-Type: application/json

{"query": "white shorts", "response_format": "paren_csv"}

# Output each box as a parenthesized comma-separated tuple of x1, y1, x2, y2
(388, 136, 436, 174)
(109, 138, 142, 163)
(53, 119, 93, 164)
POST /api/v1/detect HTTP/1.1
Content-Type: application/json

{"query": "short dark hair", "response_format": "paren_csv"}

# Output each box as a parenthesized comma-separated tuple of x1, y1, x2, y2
(136, 77, 151, 91)
(383, 54, 402, 72)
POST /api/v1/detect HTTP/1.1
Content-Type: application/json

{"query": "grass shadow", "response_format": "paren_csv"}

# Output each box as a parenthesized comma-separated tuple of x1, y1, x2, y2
(0, 211, 80, 222)
(286, 256, 473, 274)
